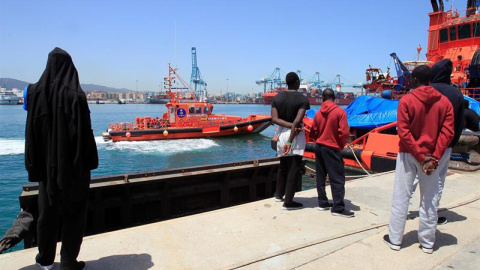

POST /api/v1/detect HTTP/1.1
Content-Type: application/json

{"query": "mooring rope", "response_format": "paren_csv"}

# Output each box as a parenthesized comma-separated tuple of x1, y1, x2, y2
(347, 144, 371, 175)
(304, 165, 370, 179)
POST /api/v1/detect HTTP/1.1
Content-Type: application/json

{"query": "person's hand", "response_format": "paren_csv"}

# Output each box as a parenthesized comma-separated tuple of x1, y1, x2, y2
(423, 160, 436, 175)
(294, 127, 304, 134)
(282, 144, 291, 155)
(423, 156, 438, 175)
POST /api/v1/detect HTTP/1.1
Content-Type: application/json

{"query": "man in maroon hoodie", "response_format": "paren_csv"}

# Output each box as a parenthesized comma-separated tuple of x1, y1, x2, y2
(310, 88, 354, 218)
(383, 65, 454, 254)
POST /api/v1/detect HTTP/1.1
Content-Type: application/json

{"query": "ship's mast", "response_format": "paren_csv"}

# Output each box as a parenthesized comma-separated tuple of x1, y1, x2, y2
(164, 62, 198, 102)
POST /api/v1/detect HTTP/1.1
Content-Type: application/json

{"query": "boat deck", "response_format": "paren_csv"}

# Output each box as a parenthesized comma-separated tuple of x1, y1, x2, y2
(1, 169, 479, 270)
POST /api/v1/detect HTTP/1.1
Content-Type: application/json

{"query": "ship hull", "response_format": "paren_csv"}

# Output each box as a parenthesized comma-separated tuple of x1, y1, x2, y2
(0, 100, 20, 105)
(146, 98, 169, 104)
(0, 94, 21, 105)
(107, 118, 272, 142)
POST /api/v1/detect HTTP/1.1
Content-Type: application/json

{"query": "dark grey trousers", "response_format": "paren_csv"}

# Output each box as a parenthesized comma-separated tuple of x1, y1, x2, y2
(314, 144, 346, 213)
(276, 155, 303, 203)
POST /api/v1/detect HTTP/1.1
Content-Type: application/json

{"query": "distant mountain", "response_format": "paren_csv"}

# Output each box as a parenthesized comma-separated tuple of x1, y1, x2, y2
(0, 78, 30, 90)
(0, 78, 133, 93)
(81, 84, 132, 93)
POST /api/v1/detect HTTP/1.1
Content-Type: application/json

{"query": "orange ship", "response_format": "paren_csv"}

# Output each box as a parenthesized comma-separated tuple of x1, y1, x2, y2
(102, 64, 272, 142)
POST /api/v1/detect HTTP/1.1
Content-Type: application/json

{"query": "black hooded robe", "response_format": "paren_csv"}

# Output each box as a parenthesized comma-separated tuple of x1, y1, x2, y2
(24, 47, 98, 268)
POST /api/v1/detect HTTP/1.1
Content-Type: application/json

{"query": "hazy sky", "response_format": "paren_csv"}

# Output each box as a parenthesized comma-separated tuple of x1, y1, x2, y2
(0, 0, 467, 94)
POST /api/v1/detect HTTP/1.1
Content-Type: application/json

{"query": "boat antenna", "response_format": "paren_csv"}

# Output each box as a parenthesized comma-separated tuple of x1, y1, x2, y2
(174, 23, 177, 68)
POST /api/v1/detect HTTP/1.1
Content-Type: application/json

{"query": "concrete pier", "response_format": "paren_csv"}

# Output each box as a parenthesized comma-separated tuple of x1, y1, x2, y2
(1, 170, 479, 270)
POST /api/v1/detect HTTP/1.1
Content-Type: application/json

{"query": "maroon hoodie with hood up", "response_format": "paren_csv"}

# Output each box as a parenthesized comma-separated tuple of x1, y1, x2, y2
(310, 100, 349, 151)
(397, 85, 454, 162)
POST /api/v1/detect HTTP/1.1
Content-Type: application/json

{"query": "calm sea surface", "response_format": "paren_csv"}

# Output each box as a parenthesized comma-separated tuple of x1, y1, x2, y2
(0, 103, 322, 250)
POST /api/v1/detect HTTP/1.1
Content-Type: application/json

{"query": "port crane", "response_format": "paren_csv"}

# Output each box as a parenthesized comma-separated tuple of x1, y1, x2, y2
(323, 74, 362, 92)
(310, 72, 324, 88)
(362, 51, 423, 98)
(390, 52, 412, 91)
(296, 70, 303, 82)
(256, 68, 284, 93)
(190, 47, 207, 100)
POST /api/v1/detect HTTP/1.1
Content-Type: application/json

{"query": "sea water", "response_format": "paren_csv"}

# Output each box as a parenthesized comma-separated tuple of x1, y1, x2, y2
(0, 103, 323, 251)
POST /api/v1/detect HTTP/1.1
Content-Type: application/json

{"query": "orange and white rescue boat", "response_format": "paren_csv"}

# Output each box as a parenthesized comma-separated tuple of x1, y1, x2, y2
(102, 64, 272, 142)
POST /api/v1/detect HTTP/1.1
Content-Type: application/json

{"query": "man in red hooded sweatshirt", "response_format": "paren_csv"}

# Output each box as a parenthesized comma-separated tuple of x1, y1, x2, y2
(383, 65, 454, 254)
(310, 88, 354, 218)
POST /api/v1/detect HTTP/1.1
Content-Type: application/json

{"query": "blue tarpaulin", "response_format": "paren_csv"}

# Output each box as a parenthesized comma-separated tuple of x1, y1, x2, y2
(465, 95, 480, 113)
(344, 95, 399, 128)
(305, 95, 399, 129)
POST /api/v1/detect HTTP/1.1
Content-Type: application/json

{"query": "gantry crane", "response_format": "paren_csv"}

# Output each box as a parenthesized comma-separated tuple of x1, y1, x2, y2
(323, 74, 362, 92)
(255, 68, 284, 93)
(190, 47, 207, 100)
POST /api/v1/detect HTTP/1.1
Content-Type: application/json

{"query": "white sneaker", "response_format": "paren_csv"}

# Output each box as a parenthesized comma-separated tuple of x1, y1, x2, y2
(420, 245, 433, 254)
(36, 262, 54, 270)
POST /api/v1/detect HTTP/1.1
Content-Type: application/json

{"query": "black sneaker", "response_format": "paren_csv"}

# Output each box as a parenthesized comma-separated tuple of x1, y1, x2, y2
(282, 201, 303, 210)
(61, 261, 86, 270)
(331, 210, 355, 218)
(437, 216, 448, 225)
(274, 197, 284, 202)
(383, 234, 401, 251)
(317, 202, 333, 211)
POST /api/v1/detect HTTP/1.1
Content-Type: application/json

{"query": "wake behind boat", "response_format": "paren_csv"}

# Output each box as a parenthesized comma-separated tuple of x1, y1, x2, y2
(102, 63, 272, 142)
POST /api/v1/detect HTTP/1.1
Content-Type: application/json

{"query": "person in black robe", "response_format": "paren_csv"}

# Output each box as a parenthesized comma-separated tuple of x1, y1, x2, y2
(25, 47, 98, 270)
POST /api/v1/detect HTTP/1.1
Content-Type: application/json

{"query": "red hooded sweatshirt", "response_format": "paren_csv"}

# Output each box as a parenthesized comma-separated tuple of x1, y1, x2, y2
(310, 100, 349, 151)
(397, 85, 454, 162)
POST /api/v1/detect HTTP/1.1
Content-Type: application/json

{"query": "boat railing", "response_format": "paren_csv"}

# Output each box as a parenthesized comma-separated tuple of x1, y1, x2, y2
(443, 7, 478, 19)
(462, 88, 480, 101)
(109, 121, 169, 131)
(108, 122, 134, 131)
(390, 91, 410, 100)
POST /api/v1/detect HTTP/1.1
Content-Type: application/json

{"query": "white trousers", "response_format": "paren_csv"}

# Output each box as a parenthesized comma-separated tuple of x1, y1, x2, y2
(437, 148, 452, 205)
(388, 153, 440, 248)
(412, 148, 452, 206)
(276, 127, 306, 157)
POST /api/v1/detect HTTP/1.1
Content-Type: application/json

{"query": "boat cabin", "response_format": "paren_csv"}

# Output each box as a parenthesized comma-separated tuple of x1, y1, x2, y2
(164, 102, 214, 124)
(427, 8, 480, 86)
